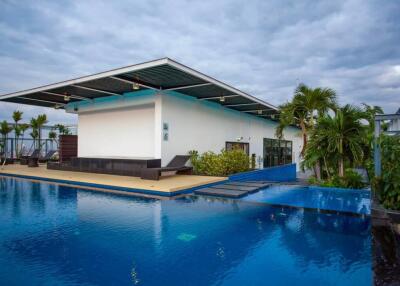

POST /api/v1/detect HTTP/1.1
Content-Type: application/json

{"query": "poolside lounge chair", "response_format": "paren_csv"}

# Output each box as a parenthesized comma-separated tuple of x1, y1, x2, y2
(140, 155, 192, 180)
(20, 149, 40, 167)
(39, 150, 57, 163)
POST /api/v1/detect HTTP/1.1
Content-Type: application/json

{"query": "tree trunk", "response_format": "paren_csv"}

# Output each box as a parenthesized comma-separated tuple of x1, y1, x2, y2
(339, 158, 344, 177)
(299, 121, 307, 156)
(338, 138, 344, 177)
(323, 156, 331, 179)
(38, 127, 41, 151)
(315, 160, 322, 180)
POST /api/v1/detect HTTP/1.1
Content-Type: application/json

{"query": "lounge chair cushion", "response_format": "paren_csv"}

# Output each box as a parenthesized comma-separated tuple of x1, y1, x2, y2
(166, 155, 191, 168)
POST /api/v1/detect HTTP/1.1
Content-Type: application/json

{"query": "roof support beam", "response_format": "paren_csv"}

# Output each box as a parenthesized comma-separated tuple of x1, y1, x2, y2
(19, 97, 66, 106)
(167, 58, 278, 110)
(375, 114, 400, 121)
(240, 109, 273, 113)
(41, 91, 90, 101)
(223, 103, 259, 107)
(164, 83, 212, 91)
(109, 76, 158, 90)
(72, 84, 121, 96)
(199, 95, 239, 100)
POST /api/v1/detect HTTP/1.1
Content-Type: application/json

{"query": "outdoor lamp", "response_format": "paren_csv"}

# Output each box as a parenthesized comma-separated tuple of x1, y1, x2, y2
(132, 82, 140, 90)
(64, 93, 71, 102)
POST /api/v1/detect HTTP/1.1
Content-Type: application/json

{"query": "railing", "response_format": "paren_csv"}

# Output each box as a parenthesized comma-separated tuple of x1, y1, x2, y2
(0, 138, 58, 159)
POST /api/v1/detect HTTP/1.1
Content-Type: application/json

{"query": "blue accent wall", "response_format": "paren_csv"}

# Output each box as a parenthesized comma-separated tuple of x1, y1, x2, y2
(65, 89, 157, 112)
(229, 163, 297, 182)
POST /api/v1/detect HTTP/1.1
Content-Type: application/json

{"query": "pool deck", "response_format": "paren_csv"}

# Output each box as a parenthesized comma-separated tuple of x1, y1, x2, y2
(0, 164, 227, 197)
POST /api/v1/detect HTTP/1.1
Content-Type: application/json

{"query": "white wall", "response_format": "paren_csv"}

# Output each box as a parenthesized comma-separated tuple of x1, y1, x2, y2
(160, 92, 303, 168)
(78, 104, 155, 158)
(71, 90, 303, 168)
(389, 119, 400, 131)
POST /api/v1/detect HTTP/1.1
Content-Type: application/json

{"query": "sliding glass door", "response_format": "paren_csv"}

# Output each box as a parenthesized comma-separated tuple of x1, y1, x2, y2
(263, 138, 292, 168)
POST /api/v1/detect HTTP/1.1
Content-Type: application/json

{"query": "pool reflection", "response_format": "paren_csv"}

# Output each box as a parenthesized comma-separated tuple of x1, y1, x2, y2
(0, 177, 371, 286)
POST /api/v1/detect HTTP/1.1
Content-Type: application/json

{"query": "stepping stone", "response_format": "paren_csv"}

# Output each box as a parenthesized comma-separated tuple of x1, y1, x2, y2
(194, 188, 248, 198)
(246, 180, 277, 184)
(226, 181, 271, 188)
(213, 184, 259, 192)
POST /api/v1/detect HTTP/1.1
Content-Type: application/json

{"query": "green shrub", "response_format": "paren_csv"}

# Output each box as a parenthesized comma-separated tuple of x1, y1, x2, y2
(374, 135, 400, 210)
(189, 149, 250, 176)
(310, 169, 365, 189)
(307, 176, 320, 185)
(342, 169, 365, 189)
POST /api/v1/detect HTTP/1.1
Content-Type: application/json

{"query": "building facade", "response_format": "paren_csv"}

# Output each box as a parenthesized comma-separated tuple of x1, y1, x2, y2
(67, 90, 302, 168)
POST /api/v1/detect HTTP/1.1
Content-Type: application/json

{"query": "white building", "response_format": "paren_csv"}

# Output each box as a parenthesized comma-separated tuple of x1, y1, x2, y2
(0, 58, 302, 169)
(388, 108, 400, 132)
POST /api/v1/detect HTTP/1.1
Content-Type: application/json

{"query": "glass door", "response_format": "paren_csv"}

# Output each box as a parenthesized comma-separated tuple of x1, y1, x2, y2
(263, 138, 292, 167)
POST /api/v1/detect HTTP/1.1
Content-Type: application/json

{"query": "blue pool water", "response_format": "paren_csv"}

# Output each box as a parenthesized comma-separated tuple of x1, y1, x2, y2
(242, 185, 371, 215)
(0, 178, 371, 285)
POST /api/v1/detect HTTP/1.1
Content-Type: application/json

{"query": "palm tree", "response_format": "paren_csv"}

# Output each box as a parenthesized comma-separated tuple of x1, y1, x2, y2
(36, 114, 48, 150)
(308, 105, 367, 177)
(276, 84, 337, 179)
(30, 114, 48, 151)
(18, 123, 29, 156)
(0, 120, 13, 157)
(48, 130, 58, 149)
(54, 124, 71, 135)
(362, 103, 384, 132)
(30, 118, 39, 149)
(276, 83, 337, 155)
(12, 110, 23, 158)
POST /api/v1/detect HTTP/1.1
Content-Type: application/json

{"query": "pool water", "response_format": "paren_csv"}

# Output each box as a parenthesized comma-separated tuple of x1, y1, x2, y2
(242, 185, 371, 215)
(0, 178, 371, 285)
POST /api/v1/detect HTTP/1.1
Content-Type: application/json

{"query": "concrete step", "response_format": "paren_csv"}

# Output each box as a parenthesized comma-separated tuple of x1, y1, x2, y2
(194, 188, 248, 198)
(212, 184, 259, 192)
(225, 181, 271, 188)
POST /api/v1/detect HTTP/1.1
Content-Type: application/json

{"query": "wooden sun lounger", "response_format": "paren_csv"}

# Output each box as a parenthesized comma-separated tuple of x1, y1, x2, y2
(20, 149, 40, 166)
(39, 150, 57, 163)
(140, 155, 193, 180)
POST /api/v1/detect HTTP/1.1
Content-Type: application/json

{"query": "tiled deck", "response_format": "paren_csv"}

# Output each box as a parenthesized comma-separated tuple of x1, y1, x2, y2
(0, 164, 227, 197)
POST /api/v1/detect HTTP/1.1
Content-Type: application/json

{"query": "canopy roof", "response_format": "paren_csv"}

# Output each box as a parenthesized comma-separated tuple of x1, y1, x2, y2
(0, 58, 278, 120)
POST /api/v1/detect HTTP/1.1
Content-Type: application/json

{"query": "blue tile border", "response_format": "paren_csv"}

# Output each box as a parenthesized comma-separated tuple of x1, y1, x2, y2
(229, 164, 297, 182)
(0, 172, 227, 197)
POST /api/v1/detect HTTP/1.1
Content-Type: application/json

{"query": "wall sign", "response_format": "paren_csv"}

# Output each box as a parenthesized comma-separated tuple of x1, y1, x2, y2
(163, 122, 169, 141)
(163, 123, 169, 131)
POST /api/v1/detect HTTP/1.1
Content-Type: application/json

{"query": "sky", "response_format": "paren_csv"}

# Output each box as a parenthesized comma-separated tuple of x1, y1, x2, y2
(0, 0, 399, 124)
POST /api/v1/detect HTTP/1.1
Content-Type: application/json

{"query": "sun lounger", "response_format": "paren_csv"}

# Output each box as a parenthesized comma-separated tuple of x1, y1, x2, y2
(140, 155, 192, 180)
(20, 149, 40, 165)
(0, 151, 14, 165)
(39, 150, 57, 163)
(19, 149, 41, 167)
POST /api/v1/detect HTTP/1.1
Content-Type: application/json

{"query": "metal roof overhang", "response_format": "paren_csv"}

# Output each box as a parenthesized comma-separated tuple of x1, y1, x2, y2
(0, 58, 279, 120)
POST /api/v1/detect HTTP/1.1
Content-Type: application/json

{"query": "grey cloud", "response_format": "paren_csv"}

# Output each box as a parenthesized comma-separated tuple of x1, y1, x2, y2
(1, 0, 399, 124)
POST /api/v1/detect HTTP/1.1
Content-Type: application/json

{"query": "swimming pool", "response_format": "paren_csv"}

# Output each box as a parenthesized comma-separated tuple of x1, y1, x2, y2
(242, 184, 371, 215)
(0, 177, 371, 285)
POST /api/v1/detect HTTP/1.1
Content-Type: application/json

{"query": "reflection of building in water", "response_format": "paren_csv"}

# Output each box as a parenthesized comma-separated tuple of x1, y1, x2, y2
(0, 178, 78, 237)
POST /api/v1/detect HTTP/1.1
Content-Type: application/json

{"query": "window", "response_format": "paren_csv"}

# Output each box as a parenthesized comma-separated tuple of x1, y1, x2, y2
(263, 138, 292, 168)
(226, 142, 249, 155)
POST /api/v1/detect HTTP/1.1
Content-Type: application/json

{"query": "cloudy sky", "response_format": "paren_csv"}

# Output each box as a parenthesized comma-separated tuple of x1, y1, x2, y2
(0, 0, 399, 124)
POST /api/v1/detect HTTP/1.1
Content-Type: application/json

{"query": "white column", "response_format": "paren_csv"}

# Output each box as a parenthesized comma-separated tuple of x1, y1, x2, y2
(154, 92, 162, 159)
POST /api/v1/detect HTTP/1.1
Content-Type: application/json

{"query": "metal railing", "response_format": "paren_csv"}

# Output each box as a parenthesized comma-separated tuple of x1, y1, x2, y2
(1, 138, 58, 159)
